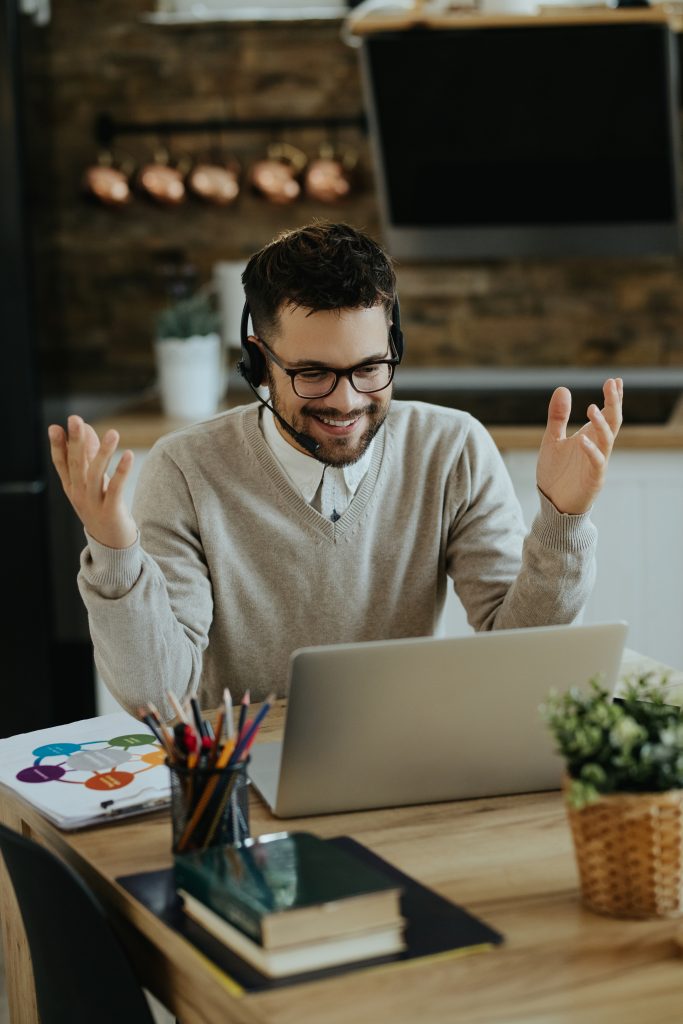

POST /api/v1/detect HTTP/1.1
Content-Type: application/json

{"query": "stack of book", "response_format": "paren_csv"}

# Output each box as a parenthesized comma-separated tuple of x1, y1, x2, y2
(174, 831, 406, 978)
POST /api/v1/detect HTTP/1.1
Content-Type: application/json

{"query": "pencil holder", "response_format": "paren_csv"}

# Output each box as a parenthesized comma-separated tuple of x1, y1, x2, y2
(167, 757, 250, 853)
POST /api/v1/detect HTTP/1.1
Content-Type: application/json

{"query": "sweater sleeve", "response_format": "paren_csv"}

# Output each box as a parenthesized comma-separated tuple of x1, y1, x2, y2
(446, 419, 597, 632)
(77, 445, 213, 720)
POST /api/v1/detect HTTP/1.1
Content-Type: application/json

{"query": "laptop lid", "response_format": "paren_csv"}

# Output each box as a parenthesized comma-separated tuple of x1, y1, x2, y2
(248, 621, 628, 818)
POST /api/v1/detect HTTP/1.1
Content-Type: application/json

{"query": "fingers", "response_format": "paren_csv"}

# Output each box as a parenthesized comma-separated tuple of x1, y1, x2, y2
(584, 404, 614, 456)
(48, 416, 125, 506)
(65, 415, 90, 492)
(85, 428, 120, 502)
(580, 433, 607, 472)
(600, 377, 623, 435)
(544, 386, 572, 441)
(581, 378, 622, 456)
(47, 424, 70, 490)
(83, 422, 101, 464)
(104, 447, 135, 502)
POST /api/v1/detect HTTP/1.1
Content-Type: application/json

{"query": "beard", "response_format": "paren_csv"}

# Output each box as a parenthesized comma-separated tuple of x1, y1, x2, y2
(266, 367, 390, 467)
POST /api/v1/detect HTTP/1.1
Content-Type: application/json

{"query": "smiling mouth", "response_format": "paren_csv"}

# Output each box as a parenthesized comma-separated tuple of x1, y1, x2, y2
(314, 414, 361, 428)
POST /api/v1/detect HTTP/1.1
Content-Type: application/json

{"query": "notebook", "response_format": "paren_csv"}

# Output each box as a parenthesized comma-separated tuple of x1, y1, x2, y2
(0, 710, 171, 829)
(248, 621, 628, 818)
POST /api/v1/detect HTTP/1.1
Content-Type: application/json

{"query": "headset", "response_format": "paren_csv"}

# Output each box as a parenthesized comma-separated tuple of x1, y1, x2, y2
(237, 297, 404, 457)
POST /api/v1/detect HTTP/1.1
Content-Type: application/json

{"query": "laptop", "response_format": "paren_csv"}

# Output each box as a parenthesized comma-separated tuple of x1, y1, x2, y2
(248, 621, 628, 818)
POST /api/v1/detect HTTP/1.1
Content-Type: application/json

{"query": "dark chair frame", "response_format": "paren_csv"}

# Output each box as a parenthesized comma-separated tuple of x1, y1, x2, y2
(0, 821, 155, 1024)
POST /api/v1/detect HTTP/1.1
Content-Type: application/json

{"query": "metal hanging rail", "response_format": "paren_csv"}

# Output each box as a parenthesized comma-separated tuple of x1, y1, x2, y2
(95, 112, 368, 147)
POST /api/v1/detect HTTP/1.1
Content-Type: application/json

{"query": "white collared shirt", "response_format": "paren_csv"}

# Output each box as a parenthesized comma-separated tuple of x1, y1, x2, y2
(260, 406, 375, 519)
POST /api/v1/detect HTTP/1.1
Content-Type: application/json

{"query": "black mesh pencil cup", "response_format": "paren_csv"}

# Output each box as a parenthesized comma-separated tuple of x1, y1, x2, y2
(168, 757, 250, 854)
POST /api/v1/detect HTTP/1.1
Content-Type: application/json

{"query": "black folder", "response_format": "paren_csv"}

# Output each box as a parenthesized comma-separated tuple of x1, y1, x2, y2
(117, 835, 504, 994)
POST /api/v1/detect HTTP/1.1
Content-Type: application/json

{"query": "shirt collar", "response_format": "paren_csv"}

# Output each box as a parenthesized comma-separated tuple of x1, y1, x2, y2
(260, 406, 375, 504)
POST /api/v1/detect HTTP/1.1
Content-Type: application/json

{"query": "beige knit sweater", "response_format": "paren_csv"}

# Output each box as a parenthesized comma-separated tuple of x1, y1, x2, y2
(78, 401, 596, 718)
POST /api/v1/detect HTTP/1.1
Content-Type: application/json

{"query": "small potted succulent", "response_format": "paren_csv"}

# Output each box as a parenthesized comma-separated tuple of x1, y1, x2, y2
(154, 289, 224, 421)
(541, 673, 683, 919)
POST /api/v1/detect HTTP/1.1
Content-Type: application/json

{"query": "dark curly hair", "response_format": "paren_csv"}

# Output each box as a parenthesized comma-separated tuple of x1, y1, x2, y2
(242, 221, 396, 340)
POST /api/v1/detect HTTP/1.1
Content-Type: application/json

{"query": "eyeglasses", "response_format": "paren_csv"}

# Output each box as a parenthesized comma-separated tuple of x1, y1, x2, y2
(258, 336, 399, 399)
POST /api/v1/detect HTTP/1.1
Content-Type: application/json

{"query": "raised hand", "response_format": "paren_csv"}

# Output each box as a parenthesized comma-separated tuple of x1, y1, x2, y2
(47, 415, 138, 549)
(536, 378, 623, 515)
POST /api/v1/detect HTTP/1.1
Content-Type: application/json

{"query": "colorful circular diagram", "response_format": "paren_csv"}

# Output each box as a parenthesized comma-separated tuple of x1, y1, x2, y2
(16, 730, 164, 796)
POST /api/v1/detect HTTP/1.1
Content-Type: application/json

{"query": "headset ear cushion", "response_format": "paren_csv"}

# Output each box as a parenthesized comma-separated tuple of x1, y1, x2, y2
(242, 339, 267, 388)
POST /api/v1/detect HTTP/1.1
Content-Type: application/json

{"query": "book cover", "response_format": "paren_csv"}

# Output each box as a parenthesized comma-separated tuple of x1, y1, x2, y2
(173, 830, 403, 947)
(178, 888, 406, 978)
(118, 834, 504, 994)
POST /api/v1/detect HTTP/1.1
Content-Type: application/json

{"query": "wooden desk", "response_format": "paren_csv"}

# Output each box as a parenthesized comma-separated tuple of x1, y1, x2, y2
(2, 650, 683, 1024)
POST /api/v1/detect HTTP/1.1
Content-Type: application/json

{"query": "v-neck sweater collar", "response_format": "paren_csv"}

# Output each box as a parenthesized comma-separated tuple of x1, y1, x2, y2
(243, 404, 387, 539)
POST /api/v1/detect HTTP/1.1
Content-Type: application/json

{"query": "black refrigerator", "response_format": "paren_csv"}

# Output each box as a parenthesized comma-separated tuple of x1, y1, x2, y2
(1, 0, 93, 736)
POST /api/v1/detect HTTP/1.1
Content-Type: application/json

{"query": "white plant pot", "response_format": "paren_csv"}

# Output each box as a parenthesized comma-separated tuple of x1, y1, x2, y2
(155, 333, 223, 421)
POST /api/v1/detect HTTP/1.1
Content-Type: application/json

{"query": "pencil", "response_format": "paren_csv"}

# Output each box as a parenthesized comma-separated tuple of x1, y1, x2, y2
(176, 738, 236, 851)
(189, 695, 207, 739)
(229, 693, 275, 764)
(138, 705, 175, 760)
(211, 709, 225, 755)
(224, 687, 234, 741)
(236, 689, 250, 743)
(167, 691, 190, 725)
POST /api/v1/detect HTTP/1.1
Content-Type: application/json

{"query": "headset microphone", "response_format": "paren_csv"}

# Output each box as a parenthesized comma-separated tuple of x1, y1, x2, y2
(236, 364, 321, 455)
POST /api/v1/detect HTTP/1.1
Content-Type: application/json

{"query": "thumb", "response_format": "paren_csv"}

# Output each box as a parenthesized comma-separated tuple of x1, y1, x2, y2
(544, 386, 571, 442)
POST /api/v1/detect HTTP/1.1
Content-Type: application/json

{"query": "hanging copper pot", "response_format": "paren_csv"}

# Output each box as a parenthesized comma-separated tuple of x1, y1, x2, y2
(249, 143, 307, 205)
(187, 157, 240, 206)
(82, 151, 132, 207)
(304, 143, 358, 204)
(137, 148, 187, 206)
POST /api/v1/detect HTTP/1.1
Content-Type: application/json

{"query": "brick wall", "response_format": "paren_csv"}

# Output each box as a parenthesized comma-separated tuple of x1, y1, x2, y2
(18, 1, 683, 394)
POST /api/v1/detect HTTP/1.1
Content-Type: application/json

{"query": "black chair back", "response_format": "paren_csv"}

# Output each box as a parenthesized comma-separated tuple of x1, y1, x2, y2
(0, 822, 155, 1024)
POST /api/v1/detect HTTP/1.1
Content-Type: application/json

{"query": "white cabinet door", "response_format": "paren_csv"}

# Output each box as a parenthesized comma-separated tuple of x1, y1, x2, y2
(502, 450, 683, 670)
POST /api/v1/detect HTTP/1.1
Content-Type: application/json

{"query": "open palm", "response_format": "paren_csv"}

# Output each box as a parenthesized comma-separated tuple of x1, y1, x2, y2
(536, 378, 623, 515)
(47, 415, 137, 549)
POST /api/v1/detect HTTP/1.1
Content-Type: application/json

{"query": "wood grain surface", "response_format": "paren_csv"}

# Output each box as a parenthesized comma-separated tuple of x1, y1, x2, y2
(2, 649, 683, 1023)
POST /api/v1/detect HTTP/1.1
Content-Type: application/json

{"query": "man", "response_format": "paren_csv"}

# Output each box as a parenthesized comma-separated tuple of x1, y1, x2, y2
(48, 222, 623, 719)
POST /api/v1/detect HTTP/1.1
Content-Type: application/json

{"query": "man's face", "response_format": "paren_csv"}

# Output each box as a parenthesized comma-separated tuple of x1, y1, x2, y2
(256, 303, 393, 467)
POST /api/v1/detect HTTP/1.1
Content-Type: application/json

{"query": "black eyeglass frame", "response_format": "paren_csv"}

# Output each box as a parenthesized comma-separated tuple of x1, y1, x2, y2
(256, 335, 400, 399)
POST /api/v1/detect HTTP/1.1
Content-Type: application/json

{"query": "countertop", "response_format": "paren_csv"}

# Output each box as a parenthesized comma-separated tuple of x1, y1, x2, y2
(89, 381, 683, 452)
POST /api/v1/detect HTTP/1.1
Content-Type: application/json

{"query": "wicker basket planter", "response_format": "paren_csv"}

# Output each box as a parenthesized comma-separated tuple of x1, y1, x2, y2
(563, 778, 683, 919)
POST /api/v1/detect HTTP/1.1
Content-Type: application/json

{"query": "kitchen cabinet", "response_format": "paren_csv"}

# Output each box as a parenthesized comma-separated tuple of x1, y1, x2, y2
(441, 451, 683, 672)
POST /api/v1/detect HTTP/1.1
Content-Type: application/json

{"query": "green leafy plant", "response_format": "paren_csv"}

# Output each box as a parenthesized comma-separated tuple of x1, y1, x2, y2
(156, 290, 221, 340)
(540, 673, 683, 809)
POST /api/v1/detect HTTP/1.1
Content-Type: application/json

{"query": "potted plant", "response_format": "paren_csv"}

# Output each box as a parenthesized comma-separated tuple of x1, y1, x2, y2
(154, 289, 224, 421)
(541, 673, 683, 919)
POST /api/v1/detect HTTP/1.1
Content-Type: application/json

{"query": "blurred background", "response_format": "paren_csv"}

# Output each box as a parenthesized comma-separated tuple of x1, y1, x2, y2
(4, 0, 683, 734)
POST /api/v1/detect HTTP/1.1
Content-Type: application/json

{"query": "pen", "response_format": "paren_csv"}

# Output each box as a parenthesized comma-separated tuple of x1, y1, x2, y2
(229, 693, 274, 764)
(100, 795, 170, 818)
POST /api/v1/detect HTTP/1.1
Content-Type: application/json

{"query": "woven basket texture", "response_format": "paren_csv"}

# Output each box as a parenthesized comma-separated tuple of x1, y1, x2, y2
(565, 782, 683, 919)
